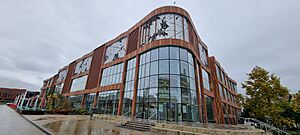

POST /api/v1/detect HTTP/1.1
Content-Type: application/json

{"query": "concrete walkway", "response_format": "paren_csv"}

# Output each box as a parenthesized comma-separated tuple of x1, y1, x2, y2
(0, 105, 46, 135)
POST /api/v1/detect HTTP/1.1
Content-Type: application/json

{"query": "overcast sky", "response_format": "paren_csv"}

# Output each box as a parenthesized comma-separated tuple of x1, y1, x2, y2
(0, 0, 299, 94)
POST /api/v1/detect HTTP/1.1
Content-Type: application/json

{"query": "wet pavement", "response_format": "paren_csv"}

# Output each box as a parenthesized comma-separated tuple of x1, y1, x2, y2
(25, 115, 159, 135)
(0, 105, 46, 135)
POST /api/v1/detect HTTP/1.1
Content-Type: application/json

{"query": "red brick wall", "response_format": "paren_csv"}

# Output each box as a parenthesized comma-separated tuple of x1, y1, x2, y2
(86, 46, 105, 89)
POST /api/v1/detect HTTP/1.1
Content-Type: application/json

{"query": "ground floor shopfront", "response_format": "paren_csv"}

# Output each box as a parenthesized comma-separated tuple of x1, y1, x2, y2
(67, 91, 239, 125)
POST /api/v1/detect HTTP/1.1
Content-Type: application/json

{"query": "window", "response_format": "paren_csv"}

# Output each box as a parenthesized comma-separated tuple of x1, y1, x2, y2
(218, 83, 224, 99)
(70, 75, 88, 92)
(140, 13, 189, 46)
(74, 57, 92, 75)
(183, 17, 189, 42)
(69, 95, 83, 110)
(170, 47, 179, 59)
(216, 65, 221, 81)
(170, 60, 180, 74)
(159, 47, 169, 60)
(122, 58, 136, 116)
(100, 63, 124, 86)
(104, 37, 127, 64)
(205, 95, 214, 122)
(84, 93, 96, 111)
(180, 61, 189, 76)
(55, 83, 64, 94)
(170, 75, 180, 88)
(57, 69, 68, 83)
(201, 69, 210, 91)
(159, 60, 169, 74)
(96, 90, 120, 115)
(200, 46, 208, 66)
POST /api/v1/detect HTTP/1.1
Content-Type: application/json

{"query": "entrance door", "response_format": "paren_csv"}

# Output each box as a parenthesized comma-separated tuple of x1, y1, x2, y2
(182, 104, 188, 121)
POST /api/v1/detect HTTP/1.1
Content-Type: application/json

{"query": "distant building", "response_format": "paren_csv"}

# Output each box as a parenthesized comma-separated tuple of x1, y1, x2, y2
(0, 87, 26, 104)
(40, 6, 240, 124)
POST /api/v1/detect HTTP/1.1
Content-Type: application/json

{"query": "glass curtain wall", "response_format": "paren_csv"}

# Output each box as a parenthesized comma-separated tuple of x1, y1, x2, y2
(96, 90, 120, 115)
(69, 95, 83, 110)
(136, 46, 199, 122)
(84, 93, 96, 111)
(122, 57, 136, 116)
(100, 63, 124, 86)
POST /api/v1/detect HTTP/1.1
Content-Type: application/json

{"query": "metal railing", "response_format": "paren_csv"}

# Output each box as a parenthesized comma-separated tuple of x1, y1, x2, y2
(147, 111, 161, 123)
(242, 117, 289, 135)
(121, 111, 131, 125)
(132, 111, 143, 121)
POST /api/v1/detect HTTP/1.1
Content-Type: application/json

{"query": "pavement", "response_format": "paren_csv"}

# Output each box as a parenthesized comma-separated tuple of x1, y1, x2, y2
(24, 114, 158, 135)
(0, 105, 46, 135)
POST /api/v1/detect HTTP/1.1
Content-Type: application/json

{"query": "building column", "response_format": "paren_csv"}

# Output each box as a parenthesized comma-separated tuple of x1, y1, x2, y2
(117, 61, 128, 116)
(131, 55, 140, 117)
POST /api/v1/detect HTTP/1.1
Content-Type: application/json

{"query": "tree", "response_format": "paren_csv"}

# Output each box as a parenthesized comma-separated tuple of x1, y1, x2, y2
(241, 66, 292, 127)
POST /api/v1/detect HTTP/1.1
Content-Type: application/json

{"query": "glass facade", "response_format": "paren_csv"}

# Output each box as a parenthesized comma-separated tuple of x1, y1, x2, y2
(100, 63, 124, 86)
(104, 37, 127, 64)
(84, 93, 96, 111)
(70, 75, 88, 92)
(122, 57, 136, 116)
(74, 57, 92, 75)
(140, 14, 189, 46)
(96, 90, 120, 115)
(136, 46, 199, 122)
(69, 95, 83, 110)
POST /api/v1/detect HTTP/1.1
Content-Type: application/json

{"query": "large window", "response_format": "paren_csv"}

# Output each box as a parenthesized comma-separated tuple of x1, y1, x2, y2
(100, 63, 124, 86)
(136, 46, 199, 122)
(104, 37, 127, 64)
(74, 57, 92, 75)
(205, 95, 214, 123)
(201, 69, 210, 91)
(140, 14, 189, 46)
(69, 95, 83, 110)
(96, 90, 120, 115)
(70, 75, 88, 92)
(122, 57, 136, 116)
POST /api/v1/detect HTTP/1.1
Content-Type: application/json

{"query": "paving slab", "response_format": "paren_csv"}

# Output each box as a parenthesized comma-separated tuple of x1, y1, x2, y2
(0, 105, 46, 135)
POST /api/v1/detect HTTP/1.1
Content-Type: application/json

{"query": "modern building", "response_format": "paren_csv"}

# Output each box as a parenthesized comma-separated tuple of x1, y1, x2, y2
(41, 6, 240, 124)
(0, 87, 26, 104)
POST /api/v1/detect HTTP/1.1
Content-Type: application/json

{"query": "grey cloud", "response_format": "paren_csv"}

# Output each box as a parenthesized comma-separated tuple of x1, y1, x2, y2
(0, 0, 299, 93)
(0, 76, 40, 91)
